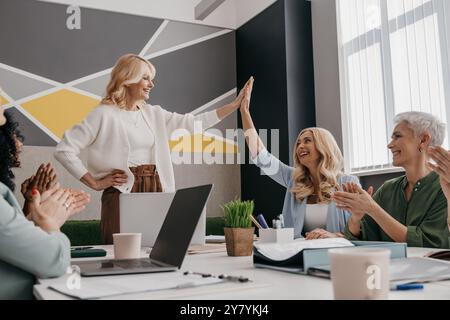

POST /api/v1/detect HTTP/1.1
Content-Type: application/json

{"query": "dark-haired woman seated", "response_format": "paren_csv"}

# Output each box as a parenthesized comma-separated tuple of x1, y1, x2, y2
(0, 113, 58, 216)
(0, 108, 90, 299)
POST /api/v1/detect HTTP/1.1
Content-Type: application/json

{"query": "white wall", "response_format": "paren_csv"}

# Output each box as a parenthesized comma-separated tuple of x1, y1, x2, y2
(13, 147, 240, 220)
(311, 0, 343, 149)
(38, 0, 276, 29)
(231, 0, 277, 28)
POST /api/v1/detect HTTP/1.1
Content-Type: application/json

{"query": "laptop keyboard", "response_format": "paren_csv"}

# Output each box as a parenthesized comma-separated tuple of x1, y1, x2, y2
(112, 259, 158, 269)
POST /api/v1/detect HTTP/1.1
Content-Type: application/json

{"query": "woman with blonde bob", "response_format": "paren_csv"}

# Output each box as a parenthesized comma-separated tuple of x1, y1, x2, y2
(241, 78, 358, 239)
(55, 54, 252, 244)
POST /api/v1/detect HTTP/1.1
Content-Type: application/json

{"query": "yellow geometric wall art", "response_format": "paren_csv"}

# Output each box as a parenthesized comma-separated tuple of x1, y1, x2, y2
(19, 88, 237, 153)
(169, 133, 237, 154)
(21, 89, 100, 139)
(0, 94, 8, 106)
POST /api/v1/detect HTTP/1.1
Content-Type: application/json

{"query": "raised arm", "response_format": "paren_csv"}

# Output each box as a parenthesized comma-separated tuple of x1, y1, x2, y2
(239, 77, 293, 187)
(239, 77, 265, 158)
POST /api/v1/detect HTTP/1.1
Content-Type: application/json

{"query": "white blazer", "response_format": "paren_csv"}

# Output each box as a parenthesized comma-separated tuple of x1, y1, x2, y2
(54, 104, 220, 193)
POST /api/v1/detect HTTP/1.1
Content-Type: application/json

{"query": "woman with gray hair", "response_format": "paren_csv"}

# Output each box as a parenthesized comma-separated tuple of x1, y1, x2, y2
(332, 111, 449, 248)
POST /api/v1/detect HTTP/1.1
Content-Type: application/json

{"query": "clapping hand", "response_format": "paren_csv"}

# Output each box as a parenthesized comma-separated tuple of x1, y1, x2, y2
(28, 183, 91, 232)
(21, 163, 57, 201)
(331, 182, 374, 220)
(427, 146, 450, 200)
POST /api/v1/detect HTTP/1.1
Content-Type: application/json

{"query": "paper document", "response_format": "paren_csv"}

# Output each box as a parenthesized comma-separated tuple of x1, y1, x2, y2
(49, 272, 223, 299)
(205, 235, 226, 243)
(307, 256, 450, 284)
(390, 257, 450, 283)
(254, 238, 354, 261)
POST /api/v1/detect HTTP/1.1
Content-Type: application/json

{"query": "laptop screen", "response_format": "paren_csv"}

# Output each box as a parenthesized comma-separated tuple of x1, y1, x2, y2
(150, 184, 213, 268)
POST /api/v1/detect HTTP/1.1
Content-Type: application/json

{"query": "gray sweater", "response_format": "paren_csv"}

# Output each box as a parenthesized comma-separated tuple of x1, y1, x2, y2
(0, 182, 70, 299)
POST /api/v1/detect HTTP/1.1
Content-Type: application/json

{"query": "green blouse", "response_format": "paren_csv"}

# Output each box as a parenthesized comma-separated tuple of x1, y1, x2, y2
(344, 171, 449, 248)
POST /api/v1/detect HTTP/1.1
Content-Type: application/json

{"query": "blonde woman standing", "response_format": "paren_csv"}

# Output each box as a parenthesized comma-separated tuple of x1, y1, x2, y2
(55, 54, 251, 244)
(241, 78, 359, 239)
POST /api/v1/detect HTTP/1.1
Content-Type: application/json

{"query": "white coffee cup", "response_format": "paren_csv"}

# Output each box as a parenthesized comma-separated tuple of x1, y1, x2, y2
(329, 247, 390, 300)
(113, 233, 142, 260)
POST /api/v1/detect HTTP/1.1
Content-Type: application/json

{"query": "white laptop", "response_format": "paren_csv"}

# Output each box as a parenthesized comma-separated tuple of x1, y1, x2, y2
(119, 192, 206, 246)
(76, 185, 213, 277)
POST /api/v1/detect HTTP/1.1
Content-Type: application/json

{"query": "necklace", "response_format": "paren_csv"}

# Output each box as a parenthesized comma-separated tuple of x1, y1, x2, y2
(124, 109, 141, 128)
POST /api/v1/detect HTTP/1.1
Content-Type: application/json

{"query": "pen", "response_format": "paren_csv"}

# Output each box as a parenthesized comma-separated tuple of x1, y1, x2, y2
(183, 271, 212, 278)
(250, 215, 263, 229)
(390, 283, 424, 291)
(218, 274, 250, 283)
(256, 214, 269, 229)
(184, 271, 250, 283)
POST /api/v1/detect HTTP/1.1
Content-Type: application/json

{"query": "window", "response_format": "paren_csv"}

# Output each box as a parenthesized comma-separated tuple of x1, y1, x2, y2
(337, 0, 450, 174)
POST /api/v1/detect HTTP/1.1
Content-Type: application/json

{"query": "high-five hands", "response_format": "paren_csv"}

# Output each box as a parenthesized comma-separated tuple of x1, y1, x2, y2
(240, 76, 254, 113)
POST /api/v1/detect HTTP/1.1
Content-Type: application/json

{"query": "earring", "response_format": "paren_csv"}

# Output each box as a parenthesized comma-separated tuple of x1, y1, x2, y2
(418, 147, 423, 153)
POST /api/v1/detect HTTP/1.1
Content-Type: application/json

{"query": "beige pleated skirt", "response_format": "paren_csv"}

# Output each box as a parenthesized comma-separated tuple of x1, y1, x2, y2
(100, 164, 162, 244)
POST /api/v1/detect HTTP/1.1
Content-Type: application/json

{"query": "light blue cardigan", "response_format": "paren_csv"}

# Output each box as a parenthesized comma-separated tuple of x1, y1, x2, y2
(252, 149, 359, 238)
(0, 182, 71, 299)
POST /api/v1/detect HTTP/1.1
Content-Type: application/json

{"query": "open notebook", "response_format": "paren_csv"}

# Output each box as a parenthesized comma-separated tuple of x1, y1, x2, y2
(254, 238, 354, 261)
(253, 238, 408, 275)
(253, 238, 356, 274)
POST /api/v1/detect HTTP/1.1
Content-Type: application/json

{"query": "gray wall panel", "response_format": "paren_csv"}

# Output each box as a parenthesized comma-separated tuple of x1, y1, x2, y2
(6, 108, 56, 146)
(147, 21, 224, 55)
(74, 73, 109, 97)
(0, 69, 53, 100)
(0, 0, 163, 83)
(2, 1, 240, 222)
(149, 32, 236, 114)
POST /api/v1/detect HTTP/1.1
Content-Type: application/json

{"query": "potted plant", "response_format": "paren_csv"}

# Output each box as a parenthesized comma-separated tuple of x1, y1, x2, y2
(222, 199, 255, 257)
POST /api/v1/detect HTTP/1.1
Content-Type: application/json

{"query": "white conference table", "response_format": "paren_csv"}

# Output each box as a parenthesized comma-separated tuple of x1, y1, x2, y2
(34, 245, 450, 300)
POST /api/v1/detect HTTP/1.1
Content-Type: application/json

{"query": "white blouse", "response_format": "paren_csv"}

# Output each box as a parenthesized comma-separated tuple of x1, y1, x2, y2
(55, 104, 220, 193)
(303, 203, 329, 232)
(120, 108, 155, 166)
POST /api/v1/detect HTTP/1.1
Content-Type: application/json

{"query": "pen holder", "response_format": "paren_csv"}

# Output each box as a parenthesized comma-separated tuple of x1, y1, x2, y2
(258, 228, 294, 244)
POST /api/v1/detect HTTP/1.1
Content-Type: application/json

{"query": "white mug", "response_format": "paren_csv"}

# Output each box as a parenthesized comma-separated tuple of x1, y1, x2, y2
(329, 247, 390, 300)
(113, 233, 142, 260)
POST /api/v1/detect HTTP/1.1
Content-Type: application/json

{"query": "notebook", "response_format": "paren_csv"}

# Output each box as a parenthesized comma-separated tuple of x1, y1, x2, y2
(253, 239, 407, 274)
